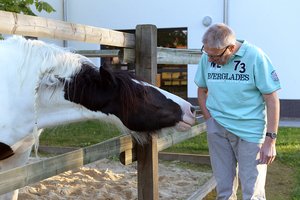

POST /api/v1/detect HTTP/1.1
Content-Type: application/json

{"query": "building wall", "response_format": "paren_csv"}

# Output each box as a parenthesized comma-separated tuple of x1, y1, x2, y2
(228, 0, 300, 118)
(229, 0, 300, 99)
(36, 0, 300, 117)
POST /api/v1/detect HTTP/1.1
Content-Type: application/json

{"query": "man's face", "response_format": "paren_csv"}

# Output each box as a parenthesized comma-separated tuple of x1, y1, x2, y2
(201, 45, 234, 65)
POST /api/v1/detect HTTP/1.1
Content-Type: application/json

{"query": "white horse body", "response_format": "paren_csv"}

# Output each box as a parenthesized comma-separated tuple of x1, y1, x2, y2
(0, 37, 122, 200)
(0, 36, 195, 200)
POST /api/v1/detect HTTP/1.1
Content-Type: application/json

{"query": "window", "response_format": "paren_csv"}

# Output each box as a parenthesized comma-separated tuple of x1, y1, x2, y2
(101, 27, 188, 99)
(157, 28, 187, 99)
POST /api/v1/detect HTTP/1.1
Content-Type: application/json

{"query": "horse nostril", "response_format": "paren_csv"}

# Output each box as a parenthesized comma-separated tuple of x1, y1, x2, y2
(0, 142, 14, 160)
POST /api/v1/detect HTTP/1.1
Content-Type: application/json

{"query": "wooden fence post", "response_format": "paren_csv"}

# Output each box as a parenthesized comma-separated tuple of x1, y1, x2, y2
(137, 134, 159, 200)
(135, 24, 157, 84)
(135, 24, 158, 200)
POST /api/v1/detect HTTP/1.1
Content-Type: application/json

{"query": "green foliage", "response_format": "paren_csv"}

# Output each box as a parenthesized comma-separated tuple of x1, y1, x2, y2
(0, 0, 55, 39)
(0, 0, 55, 15)
(34, 0, 54, 13)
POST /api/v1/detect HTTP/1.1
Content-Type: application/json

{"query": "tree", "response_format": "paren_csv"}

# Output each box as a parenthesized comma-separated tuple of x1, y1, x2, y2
(0, 0, 56, 39)
(0, 0, 55, 15)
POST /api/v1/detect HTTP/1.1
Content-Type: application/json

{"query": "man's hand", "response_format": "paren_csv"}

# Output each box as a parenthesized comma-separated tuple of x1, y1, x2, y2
(259, 137, 276, 165)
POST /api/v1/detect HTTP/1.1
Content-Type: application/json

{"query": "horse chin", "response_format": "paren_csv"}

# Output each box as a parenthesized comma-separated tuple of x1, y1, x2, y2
(175, 121, 192, 132)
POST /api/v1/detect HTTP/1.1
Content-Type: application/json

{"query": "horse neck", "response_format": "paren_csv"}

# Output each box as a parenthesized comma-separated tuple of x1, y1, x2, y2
(36, 86, 104, 128)
(0, 37, 86, 146)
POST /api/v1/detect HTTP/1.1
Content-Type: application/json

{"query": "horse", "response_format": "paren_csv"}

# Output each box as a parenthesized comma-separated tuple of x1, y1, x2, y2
(0, 36, 195, 200)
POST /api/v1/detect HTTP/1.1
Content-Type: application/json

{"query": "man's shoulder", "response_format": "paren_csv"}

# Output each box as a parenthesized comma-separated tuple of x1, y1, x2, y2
(240, 40, 266, 60)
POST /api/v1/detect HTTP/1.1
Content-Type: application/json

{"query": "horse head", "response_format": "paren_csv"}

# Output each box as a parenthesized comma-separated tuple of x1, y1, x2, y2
(0, 36, 195, 161)
(64, 63, 195, 132)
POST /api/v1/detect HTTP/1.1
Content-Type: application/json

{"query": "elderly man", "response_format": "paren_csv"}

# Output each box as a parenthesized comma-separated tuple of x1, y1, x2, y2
(194, 23, 281, 200)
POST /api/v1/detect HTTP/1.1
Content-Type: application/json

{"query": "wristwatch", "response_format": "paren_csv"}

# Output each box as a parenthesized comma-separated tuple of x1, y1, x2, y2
(266, 132, 277, 139)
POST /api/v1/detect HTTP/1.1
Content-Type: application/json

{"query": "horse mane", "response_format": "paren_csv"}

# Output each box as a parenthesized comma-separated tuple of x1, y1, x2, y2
(69, 64, 154, 125)
(113, 69, 151, 123)
(3, 36, 96, 154)
(6, 36, 92, 84)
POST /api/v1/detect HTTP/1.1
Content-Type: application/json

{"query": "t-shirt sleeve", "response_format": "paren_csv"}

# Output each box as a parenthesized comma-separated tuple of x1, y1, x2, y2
(194, 56, 207, 88)
(254, 50, 281, 94)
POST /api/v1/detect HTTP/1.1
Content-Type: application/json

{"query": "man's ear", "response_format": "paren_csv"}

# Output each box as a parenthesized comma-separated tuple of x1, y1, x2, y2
(229, 45, 235, 52)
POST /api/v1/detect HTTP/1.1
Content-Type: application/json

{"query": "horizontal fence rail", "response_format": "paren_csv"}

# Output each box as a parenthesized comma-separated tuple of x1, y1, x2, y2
(76, 48, 135, 64)
(76, 49, 121, 58)
(77, 48, 202, 65)
(0, 10, 135, 48)
(157, 47, 201, 65)
(0, 11, 202, 66)
(0, 123, 206, 196)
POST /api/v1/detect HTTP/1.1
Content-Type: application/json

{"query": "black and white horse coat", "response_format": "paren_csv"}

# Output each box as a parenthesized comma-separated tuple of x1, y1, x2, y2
(0, 36, 195, 200)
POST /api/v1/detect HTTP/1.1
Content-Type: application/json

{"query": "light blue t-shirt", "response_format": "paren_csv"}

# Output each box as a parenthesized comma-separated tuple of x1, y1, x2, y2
(194, 40, 281, 143)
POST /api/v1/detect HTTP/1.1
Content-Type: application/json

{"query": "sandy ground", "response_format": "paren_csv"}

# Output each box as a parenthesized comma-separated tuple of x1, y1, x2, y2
(18, 158, 212, 200)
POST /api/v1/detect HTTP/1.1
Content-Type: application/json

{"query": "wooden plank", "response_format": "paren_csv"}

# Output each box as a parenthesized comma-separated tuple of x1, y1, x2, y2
(119, 123, 206, 165)
(135, 24, 157, 84)
(38, 146, 79, 154)
(0, 10, 135, 48)
(0, 123, 206, 195)
(157, 47, 202, 65)
(76, 48, 135, 64)
(187, 176, 217, 200)
(38, 124, 206, 165)
(0, 134, 133, 195)
(75, 49, 121, 58)
(157, 123, 206, 151)
(76, 47, 201, 65)
(158, 152, 211, 165)
(135, 25, 159, 199)
(137, 133, 159, 200)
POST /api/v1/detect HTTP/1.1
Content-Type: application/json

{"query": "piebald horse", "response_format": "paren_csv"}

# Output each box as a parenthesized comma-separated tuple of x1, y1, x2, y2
(0, 36, 195, 200)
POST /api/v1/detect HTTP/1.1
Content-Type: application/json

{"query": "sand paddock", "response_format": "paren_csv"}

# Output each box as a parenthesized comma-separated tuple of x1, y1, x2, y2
(18, 158, 212, 200)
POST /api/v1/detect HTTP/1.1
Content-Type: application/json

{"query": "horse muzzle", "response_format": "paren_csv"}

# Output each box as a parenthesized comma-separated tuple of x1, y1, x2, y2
(0, 142, 14, 160)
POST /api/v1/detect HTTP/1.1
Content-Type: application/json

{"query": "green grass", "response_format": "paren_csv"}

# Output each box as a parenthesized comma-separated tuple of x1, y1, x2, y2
(276, 127, 300, 199)
(39, 123, 300, 199)
(163, 133, 209, 154)
(164, 127, 300, 200)
(39, 120, 121, 147)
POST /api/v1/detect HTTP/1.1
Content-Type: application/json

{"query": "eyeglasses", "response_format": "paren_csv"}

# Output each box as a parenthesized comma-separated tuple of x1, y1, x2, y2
(200, 45, 230, 59)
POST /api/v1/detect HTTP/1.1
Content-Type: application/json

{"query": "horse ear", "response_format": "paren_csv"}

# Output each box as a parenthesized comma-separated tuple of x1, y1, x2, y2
(100, 63, 117, 87)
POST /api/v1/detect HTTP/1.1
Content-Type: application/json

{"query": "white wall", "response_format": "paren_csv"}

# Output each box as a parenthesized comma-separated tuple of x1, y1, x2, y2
(35, 0, 299, 100)
(228, 0, 300, 99)
(65, 0, 225, 99)
(64, 0, 222, 50)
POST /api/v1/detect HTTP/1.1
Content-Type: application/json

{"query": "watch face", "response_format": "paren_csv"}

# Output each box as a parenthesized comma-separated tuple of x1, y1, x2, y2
(267, 132, 277, 139)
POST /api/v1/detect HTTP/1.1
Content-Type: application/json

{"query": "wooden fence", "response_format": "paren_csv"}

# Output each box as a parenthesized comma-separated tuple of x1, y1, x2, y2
(0, 10, 214, 200)
(0, 124, 206, 194)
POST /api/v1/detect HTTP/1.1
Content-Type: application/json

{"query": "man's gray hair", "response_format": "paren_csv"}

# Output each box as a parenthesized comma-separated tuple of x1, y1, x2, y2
(202, 23, 236, 49)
